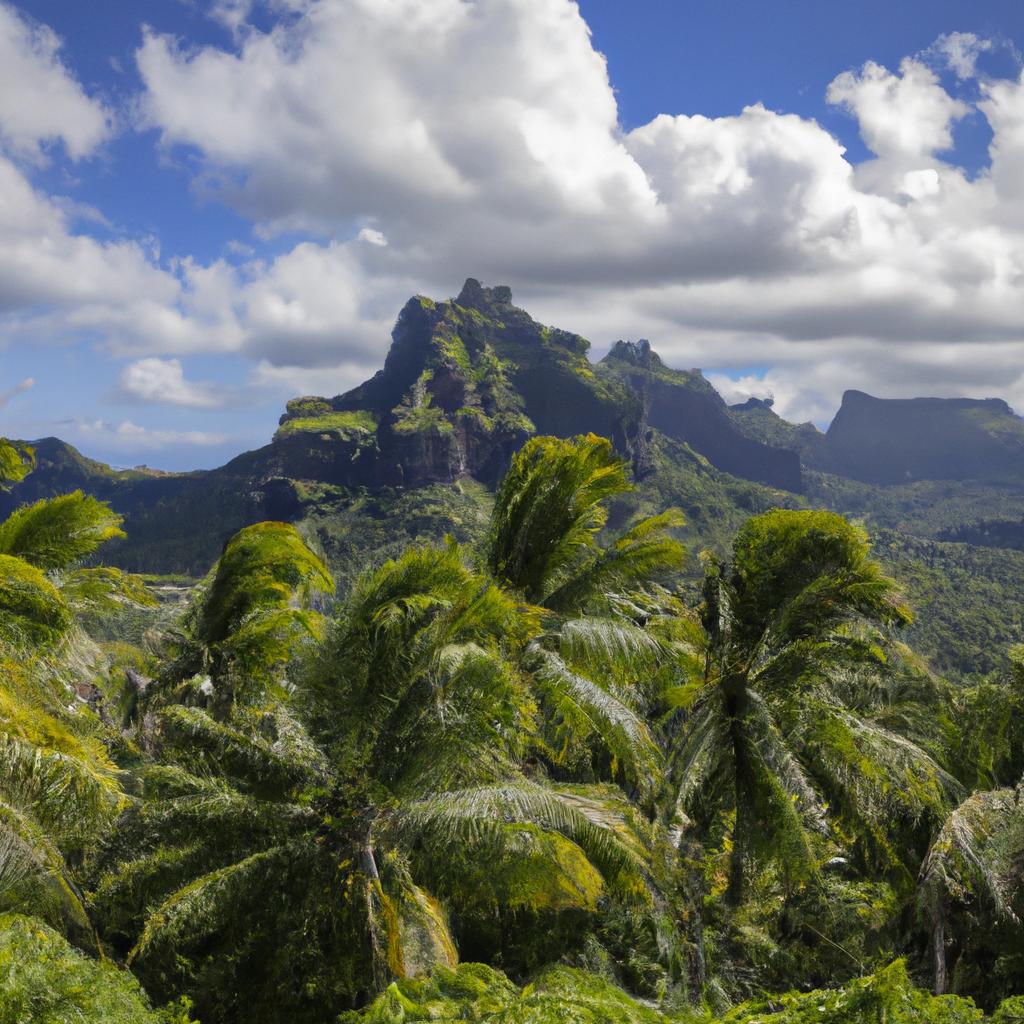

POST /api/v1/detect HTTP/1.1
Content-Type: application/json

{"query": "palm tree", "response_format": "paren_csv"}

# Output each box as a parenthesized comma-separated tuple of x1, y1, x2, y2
(670, 509, 958, 904)
(98, 534, 650, 1023)
(484, 433, 688, 798)
(148, 520, 335, 718)
(485, 433, 685, 613)
(0, 491, 153, 665)
(919, 784, 1023, 995)
(0, 481, 147, 949)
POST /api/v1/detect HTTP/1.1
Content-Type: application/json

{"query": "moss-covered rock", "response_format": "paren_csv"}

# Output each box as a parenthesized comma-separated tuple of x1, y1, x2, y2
(275, 410, 378, 439)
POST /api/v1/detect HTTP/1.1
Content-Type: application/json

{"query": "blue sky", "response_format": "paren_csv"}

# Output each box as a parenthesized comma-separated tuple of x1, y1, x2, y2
(2, 0, 1024, 469)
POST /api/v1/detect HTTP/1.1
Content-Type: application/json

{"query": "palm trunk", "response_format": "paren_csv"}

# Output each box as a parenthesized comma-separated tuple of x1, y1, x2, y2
(725, 676, 750, 907)
(362, 840, 380, 881)
(690, 901, 707, 1002)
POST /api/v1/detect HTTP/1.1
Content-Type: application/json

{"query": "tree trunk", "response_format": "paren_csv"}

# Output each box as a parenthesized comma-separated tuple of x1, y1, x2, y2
(725, 677, 750, 907)
(362, 840, 380, 881)
(690, 902, 707, 1002)
(933, 911, 947, 995)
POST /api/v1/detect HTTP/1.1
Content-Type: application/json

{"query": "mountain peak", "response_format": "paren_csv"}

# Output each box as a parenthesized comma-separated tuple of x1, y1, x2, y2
(605, 338, 662, 370)
(456, 277, 513, 311)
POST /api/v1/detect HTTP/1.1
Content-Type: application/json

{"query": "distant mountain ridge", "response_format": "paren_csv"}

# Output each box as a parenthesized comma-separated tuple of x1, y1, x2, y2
(269, 278, 801, 492)
(4, 279, 1024, 581)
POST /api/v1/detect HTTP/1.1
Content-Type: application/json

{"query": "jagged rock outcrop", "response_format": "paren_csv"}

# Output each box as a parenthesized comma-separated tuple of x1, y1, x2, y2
(821, 390, 1024, 484)
(598, 340, 804, 491)
(0, 279, 827, 572)
(273, 278, 651, 487)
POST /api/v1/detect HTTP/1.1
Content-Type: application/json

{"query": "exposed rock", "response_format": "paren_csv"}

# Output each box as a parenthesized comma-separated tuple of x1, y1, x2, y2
(599, 340, 804, 492)
(822, 390, 1024, 484)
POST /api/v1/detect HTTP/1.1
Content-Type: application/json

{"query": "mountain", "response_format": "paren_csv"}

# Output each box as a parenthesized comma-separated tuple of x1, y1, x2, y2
(269, 278, 801, 492)
(4, 278, 1024, 675)
(2, 279, 804, 572)
(819, 389, 1024, 484)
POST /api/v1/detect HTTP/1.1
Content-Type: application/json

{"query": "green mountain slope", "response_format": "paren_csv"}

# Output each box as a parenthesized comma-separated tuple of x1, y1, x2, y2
(4, 279, 1024, 676)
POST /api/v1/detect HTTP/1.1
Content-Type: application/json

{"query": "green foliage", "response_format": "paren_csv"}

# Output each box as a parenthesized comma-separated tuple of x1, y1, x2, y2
(486, 433, 633, 602)
(340, 961, 672, 1024)
(0, 913, 187, 1024)
(722, 960, 982, 1023)
(165, 521, 333, 702)
(486, 434, 685, 611)
(9, 426, 1024, 1023)
(0, 491, 125, 570)
(672, 509, 948, 910)
(275, 409, 378, 439)
(0, 439, 34, 486)
(0, 553, 73, 651)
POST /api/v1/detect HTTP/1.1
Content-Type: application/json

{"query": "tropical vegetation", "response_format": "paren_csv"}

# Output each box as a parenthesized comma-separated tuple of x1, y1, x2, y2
(3, 431, 1024, 1023)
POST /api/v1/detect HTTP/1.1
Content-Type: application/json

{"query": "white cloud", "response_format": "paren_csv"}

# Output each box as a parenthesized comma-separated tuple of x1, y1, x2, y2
(73, 8, 1024, 423)
(73, 417, 229, 449)
(357, 227, 388, 247)
(826, 58, 969, 162)
(0, 152, 248, 355)
(5, 1, 1024, 440)
(118, 358, 224, 408)
(931, 32, 993, 80)
(0, 3, 111, 162)
(0, 376, 33, 409)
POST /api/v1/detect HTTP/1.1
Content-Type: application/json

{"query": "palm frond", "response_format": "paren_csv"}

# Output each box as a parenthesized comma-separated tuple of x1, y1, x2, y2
(557, 617, 663, 677)
(919, 787, 1019, 923)
(0, 554, 74, 652)
(530, 647, 662, 791)
(158, 705, 314, 796)
(0, 799, 93, 940)
(545, 510, 686, 613)
(0, 492, 124, 570)
(59, 567, 157, 615)
(386, 782, 650, 898)
(129, 843, 296, 964)
(485, 434, 633, 602)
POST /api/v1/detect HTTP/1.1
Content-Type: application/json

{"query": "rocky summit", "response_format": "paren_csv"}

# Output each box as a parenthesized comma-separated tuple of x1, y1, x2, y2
(5, 279, 1024, 593)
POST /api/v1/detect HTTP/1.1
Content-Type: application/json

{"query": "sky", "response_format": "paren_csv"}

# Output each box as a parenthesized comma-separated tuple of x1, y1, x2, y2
(1, 1, 1024, 470)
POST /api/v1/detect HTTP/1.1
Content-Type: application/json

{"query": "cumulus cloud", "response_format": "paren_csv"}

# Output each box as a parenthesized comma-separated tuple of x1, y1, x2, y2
(118, 358, 223, 408)
(7, 0, 1024, 442)
(0, 3, 111, 162)
(0, 153, 246, 354)
(124, 1, 1024, 425)
(826, 58, 969, 162)
(931, 32, 993, 80)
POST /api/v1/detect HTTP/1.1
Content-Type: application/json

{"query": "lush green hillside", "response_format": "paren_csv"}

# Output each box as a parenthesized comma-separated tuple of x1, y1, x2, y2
(6, 428, 1024, 1023)
(3, 281, 1024, 679)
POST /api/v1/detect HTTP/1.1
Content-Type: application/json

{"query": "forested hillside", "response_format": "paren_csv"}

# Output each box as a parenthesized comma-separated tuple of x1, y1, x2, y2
(4, 282, 1023, 678)
(4, 423, 1024, 1023)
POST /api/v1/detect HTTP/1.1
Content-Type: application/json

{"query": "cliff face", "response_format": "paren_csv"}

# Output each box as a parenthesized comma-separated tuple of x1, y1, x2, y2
(0, 279, 814, 572)
(598, 340, 804, 491)
(822, 390, 1024, 484)
(272, 279, 649, 489)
